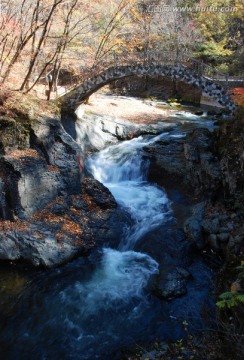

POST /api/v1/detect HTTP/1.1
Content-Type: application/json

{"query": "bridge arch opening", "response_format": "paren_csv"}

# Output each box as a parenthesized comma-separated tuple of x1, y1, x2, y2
(109, 75, 202, 105)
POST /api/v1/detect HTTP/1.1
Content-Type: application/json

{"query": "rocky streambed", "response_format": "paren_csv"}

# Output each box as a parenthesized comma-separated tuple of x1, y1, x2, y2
(0, 95, 243, 359)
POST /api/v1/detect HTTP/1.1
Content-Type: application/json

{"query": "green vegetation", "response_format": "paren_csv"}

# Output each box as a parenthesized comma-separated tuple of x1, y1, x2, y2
(217, 291, 244, 309)
(217, 263, 244, 308)
(191, 0, 244, 74)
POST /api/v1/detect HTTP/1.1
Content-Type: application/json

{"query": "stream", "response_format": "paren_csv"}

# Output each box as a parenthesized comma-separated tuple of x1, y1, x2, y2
(0, 107, 217, 359)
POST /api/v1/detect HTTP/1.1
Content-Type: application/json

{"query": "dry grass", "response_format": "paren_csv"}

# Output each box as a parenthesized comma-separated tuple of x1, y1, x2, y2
(6, 149, 42, 159)
(0, 85, 60, 120)
(0, 220, 29, 233)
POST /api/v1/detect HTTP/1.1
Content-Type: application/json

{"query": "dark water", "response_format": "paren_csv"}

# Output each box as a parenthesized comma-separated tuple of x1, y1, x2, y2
(0, 110, 217, 360)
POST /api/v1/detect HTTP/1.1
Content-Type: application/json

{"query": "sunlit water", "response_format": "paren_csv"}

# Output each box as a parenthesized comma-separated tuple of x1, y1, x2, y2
(0, 107, 216, 360)
(168, 110, 216, 130)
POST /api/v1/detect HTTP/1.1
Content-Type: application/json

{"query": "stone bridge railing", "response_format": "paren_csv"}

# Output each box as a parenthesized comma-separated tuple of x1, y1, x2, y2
(80, 51, 230, 87)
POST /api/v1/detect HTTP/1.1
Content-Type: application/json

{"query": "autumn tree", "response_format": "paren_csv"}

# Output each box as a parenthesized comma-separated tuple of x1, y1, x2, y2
(0, 0, 48, 83)
(19, 0, 92, 94)
(0, 0, 94, 90)
(190, 0, 244, 73)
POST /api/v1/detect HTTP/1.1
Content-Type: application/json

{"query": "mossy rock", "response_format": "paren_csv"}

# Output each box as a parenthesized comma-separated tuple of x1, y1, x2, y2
(235, 106, 244, 121)
(169, 102, 182, 107)
(207, 110, 218, 116)
(0, 116, 31, 152)
(167, 98, 179, 104)
(0, 116, 16, 128)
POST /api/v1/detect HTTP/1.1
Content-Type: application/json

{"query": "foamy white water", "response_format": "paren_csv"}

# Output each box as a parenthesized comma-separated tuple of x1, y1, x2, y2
(88, 133, 172, 249)
(171, 111, 204, 119)
(60, 248, 159, 316)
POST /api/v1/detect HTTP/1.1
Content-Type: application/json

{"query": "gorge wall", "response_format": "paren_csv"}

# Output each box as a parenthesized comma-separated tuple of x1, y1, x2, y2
(144, 120, 244, 258)
(0, 116, 130, 267)
(0, 101, 243, 269)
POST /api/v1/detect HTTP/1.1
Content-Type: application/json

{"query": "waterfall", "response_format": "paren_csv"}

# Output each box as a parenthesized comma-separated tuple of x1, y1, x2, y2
(87, 133, 172, 249)
(0, 107, 216, 360)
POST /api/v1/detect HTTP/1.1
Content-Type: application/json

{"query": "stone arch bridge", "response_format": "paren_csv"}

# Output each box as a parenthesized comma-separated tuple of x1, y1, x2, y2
(62, 57, 236, 113)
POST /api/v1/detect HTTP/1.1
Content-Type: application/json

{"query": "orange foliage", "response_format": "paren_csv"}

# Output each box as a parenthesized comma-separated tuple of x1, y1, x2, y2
(0, 220, 29, 233)
(230, 88, 244, 107)
(6, 149, 42, 159)
(47, 165, 60, 173)
(232, 88, 244, 95)
(61, 221, 83, 235)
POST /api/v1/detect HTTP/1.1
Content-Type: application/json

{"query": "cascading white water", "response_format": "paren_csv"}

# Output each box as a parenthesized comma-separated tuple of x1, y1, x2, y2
(60, 248, 159, 316)
(0, 107, 217, 360)
(54, 132, 172, 351)
(54, 132, 172, 347)
(169, 110, 215, 129)
(49, 128, 173, 352)
(88, 133, 172, 249)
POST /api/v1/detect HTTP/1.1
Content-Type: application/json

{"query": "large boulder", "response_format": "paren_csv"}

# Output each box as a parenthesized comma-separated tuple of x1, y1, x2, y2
(184, 202, 206, 250)
(0, 117, 130, 267)
(0, 177, 130, 267)
(31, 117, 83, 194)
(0, 149, 61, 218)
(145, 128, 221, 196)
(0, 117, 83, 220)
(154, 266, 191, 299)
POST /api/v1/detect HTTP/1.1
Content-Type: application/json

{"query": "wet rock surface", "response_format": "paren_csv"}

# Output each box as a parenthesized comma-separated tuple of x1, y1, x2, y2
(63, 104, 175, 151)
(155, 266, 191, 299)
(144, 121, 244, 259)
(0, 117, 130, 267)
(145, 128, 221, 195)
(184, 201, 244, 256)
(184, 202, 206, 250)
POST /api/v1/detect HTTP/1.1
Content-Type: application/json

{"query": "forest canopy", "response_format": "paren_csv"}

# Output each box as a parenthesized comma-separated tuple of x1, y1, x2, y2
(0, 0, 243, 92)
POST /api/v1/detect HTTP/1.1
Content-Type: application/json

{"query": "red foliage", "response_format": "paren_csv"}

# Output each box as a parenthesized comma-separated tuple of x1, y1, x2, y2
(231, 88, 244, 95)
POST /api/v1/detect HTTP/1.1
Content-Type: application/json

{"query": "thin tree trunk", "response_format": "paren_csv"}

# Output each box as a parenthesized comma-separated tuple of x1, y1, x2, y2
(19, 0, 63, 91)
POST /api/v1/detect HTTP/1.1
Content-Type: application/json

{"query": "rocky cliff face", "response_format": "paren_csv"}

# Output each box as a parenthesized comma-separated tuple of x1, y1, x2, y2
(215, 122, 244, 200)
(145, 128, 221, 196)
(0, 116, 129, 267)
(144, 121, 244, 257)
